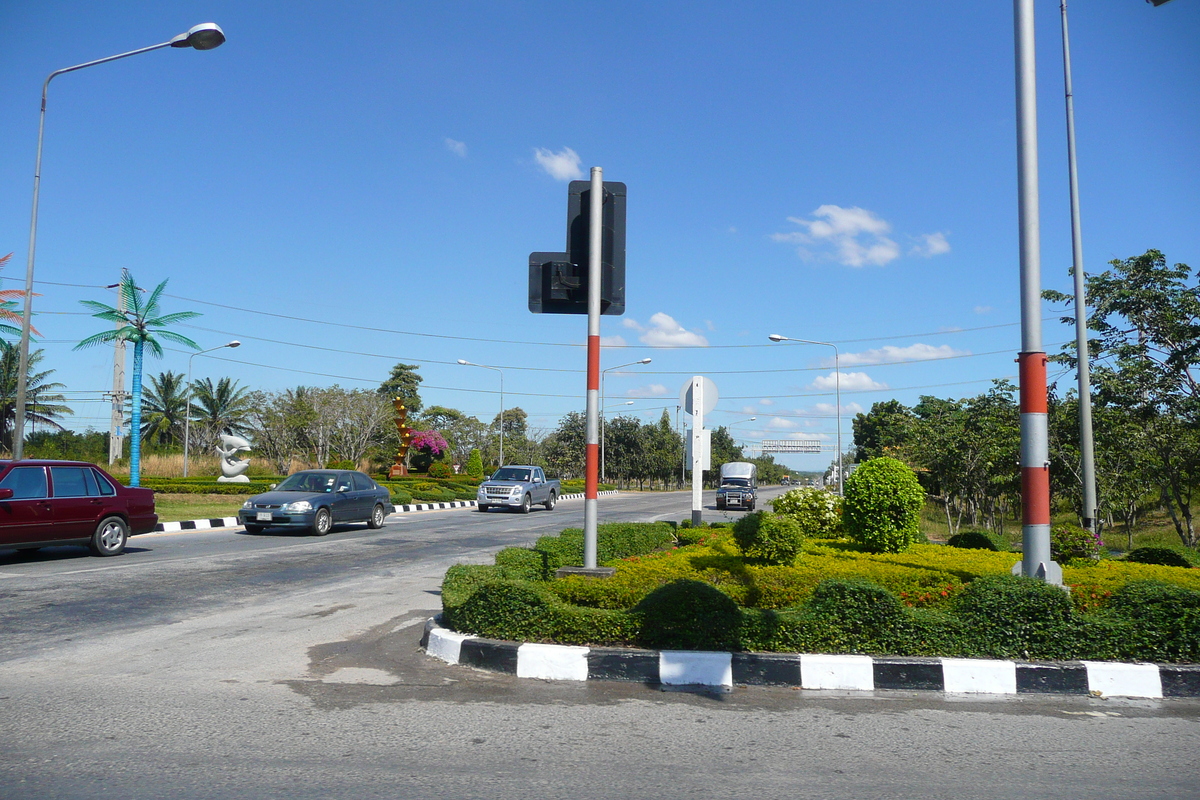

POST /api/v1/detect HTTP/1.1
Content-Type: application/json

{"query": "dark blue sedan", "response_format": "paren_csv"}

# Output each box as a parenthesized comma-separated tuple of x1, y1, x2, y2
(238, 470, 395, 536)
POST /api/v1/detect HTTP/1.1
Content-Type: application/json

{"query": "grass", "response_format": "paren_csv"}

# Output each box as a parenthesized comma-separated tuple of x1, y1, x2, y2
(154, 494, 246, 523)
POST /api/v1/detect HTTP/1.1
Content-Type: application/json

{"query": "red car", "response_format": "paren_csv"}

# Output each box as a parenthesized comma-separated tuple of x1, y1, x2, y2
(0, 459, 157, 557)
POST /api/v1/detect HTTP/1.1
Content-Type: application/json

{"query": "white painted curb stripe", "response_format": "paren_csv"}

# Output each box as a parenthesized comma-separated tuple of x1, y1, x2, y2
(660, 651, 733, 687)
(942, 658, 1018, 694)
(1083, 661, 1163, 698)
(517, 643, 591, 681)
(801, 654, 875, 691)
(426, 628, 475, 664)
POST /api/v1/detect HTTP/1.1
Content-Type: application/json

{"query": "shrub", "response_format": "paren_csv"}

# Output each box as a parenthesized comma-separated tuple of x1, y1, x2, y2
(807, 579, 904, 635)
(534, 522, 676, 571)
(495, 547, 549, 581)
(732, 512, 804, 565)
(842, 457, 925, 553)
(1050, 523, 1102, 563)
(770, 487, 842, 538)
(451, 580, 558, 641)
(947, 531, 999, 551)
(634, 579, 742, 651)
(1101, 580, 1200, 662)
(388, 488, 413, 505)
(465, 449, 484, 479)
(427, 461, 453, 478)
(952, 575, 1076, 659)
(1125, 547, 1192, 568)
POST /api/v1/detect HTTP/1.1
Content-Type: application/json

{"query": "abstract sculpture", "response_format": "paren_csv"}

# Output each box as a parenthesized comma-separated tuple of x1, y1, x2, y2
(389, 398, 412, 478)
(216, 431, 252, 482)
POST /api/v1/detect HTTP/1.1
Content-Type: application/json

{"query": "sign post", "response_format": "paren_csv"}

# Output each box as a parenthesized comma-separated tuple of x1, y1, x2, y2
(681, 376, 717, 527)
(583, 167, 603, 569)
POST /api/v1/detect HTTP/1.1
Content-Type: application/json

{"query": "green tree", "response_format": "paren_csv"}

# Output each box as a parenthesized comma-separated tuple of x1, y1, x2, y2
(852, 399, 917, 463)
(188, 376, 254, 453)
(378, 363, 423, 415)
(0, 341, 71, 451)
(1045, 249, 1200, 547)
(75, 273, 200, 485)
(543, 411, 586, 480)
(141, 370, 188, 447)
(707, 426, 745, 488)
(420, 405, 487, 467)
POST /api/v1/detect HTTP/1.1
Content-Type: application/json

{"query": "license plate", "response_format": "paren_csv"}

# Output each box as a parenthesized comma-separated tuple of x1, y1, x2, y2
(256, 512, 273, 522)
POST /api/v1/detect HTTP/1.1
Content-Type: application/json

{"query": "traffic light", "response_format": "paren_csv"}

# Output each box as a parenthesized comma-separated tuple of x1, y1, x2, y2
(528, 181, 626, 315)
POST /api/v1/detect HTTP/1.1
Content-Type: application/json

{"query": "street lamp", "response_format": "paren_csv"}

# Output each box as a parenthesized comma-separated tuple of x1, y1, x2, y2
(600, 400, 635, 482)
(13, 23, 226, 459)
(769, 334, 843, 496)
(458, 360, 505, 467)
(183, 340, 240, 477)
(600, 358, 651, 482)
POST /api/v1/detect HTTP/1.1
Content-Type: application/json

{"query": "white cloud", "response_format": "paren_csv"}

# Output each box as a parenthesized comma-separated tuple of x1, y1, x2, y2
(910, 231, 951, 257)
(759, 398, 775, 406)
(626, 383, 668, 398)
(623, 312, 709, 347)
(974, 305, 992, 315)
(533, 147, 584, 181)
(740, 406, 758, 415)
(811, 371, 888, 392)
(836, 343, 970, 367)
(444, 138, 467, 158)
(772, 205, 900, 267)
(599, 335, 627, 347)
(769, 417, 799, 429)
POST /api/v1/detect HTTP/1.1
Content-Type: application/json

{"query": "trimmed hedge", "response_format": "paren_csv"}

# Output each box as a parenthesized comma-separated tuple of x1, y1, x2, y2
(732, 511, 804, 565)
(1125, 547, 1192, 568)
(842, 458, 925, 553)
(947, 531, 1000, 551)
(440, 525, 1200, 661)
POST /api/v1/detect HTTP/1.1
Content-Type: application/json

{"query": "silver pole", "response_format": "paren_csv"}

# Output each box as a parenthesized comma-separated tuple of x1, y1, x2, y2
(1060, 0, 1098, 532)
(14, 27, 224, 459)
(584, 167, 603, 569)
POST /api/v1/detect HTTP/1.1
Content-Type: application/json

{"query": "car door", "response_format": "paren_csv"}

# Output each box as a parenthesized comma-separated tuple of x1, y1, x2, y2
(350, 472, 376, 520)
(0, 466, 53, 546)
(330, 472, 357, 522)
(49, 466, 108, 539)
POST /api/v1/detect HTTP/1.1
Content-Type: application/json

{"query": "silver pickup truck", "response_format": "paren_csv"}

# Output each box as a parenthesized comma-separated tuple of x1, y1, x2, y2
(476, 465, 560, 513)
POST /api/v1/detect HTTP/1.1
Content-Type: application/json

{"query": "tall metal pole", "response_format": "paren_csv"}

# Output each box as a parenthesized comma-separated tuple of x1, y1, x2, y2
(768, 335, 842, 495)
(13, 24, 225, 460)
(583, 167, 603, 569)
(1014, 0, 1060, 584)
(107, 277, 128, 465)
(1060, 0, 1098, 533)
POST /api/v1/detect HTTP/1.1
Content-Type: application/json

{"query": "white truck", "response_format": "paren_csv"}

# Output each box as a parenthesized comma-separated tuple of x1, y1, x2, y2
(715, 461, 758, 511)
(476, 465, 560, 513)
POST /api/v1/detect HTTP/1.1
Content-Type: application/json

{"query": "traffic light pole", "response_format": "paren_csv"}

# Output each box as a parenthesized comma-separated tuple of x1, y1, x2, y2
(583, 166, 603, 569)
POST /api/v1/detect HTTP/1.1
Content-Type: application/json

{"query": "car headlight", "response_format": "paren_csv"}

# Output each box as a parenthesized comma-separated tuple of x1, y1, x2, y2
(283, 500, 312, 513)
(242, 499, 253, 509)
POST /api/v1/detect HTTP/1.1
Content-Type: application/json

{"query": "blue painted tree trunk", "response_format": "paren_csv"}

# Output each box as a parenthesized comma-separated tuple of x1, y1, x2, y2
(129, 340, 144, 487)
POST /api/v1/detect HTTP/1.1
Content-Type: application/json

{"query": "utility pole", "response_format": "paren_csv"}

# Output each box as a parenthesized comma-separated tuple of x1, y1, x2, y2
(106, 273, 128, 465)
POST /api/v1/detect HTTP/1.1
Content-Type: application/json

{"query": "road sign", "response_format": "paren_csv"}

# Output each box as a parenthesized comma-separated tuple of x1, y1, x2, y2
(679, 376, 718, 416)
(762, 439, 822, 453)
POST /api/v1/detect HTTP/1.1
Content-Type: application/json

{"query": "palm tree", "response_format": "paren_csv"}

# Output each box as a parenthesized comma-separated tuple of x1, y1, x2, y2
(0, 341, 71, 452)
(75, 272, 200, 485)
(141, 370, 189, 447)
(188, 376, 253, 453)
(0, 252, 40, 341)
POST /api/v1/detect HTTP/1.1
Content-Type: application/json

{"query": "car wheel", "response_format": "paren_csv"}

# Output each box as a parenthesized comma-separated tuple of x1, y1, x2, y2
(519, 494, 531, 514)
(367, 504, 386, 529)
(312, 508, 332, 536)
(89, 516, 129, 557)
(244, 524, 265, 534)
(544, 491, 557, 511)
(477, 503, 489, 512)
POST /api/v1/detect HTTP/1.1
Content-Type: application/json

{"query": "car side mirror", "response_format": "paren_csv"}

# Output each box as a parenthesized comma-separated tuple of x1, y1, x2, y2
(0, 488, 12, 501)
(269, 483, 277, 490)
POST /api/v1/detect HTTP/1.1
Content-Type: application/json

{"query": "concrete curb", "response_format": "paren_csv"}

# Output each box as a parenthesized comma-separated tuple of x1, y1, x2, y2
(149, 489, 615, 533)
(420, 618, 1200, 699)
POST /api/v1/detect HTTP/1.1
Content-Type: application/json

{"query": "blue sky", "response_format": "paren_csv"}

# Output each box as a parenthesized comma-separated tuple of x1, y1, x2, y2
(1, 1, 1196, 473)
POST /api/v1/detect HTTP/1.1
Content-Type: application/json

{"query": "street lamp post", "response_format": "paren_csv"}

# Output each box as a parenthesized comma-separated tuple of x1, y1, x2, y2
(183, 340, 240, 478)
(458, 360, 505, 467)
(600, 358, 651, 482)
(14, 23, 226, 460)
(769, 334, 842, 495)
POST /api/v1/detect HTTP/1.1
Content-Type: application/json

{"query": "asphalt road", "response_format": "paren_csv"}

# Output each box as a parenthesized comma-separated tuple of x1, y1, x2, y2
(1, 488, 1197, 799)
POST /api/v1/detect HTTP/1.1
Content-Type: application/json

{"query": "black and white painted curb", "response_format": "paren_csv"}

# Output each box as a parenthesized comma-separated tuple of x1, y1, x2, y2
(421, 618, 1200, 698)
(149, 490, 612, 533)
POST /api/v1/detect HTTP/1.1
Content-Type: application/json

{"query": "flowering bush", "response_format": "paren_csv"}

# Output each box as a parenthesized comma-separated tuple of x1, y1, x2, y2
(770, 487, 842, 538)
(1050, 523, 1102, 562)
(411, 430, 448, 455)
(427, 461, 453, 478)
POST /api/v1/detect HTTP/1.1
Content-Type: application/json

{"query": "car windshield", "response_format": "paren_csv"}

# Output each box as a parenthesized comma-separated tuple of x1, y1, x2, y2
(492, 468, 531, 482)
(275, 472, 338, 493)
(722, 478, 750, 488)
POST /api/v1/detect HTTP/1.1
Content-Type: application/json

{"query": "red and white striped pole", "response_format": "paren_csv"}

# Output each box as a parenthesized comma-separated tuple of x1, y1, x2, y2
(583, 166, 603, 569)
(1013, 0, 1061, 584)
